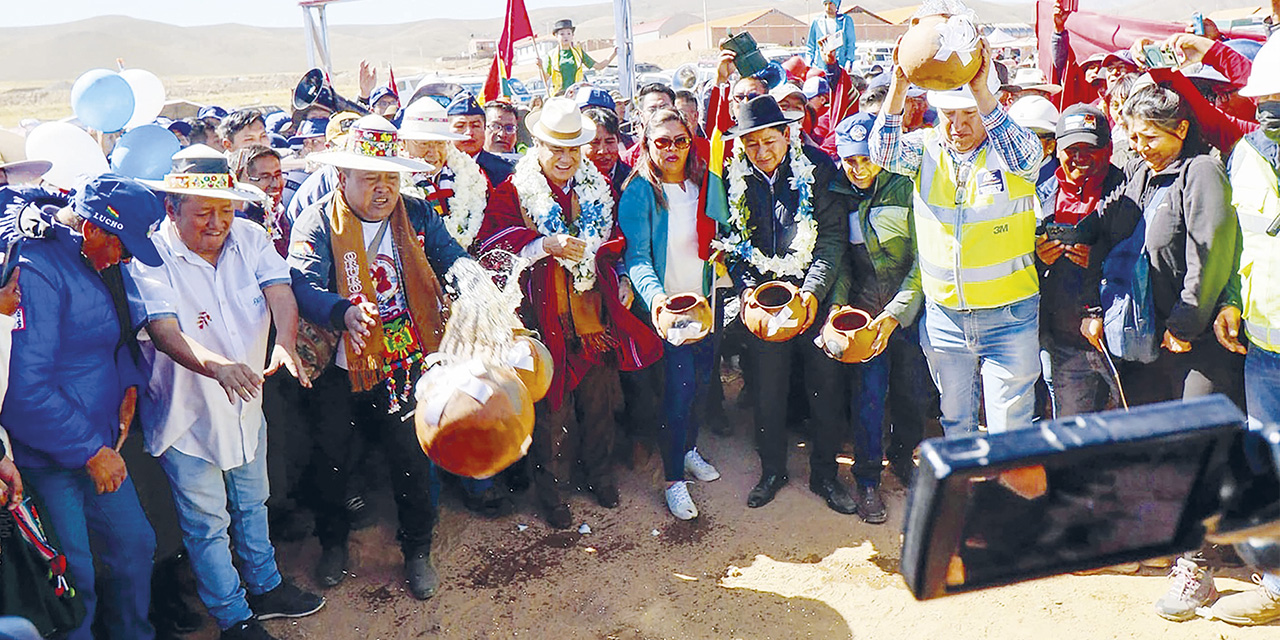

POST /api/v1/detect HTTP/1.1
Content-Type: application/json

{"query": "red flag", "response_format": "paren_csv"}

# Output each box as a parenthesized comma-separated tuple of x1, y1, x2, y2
(481, 0, 536, 104)
(389, 66, 398, 97)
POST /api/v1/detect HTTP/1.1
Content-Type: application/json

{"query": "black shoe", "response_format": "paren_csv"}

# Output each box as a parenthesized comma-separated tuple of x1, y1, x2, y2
(593, 484, 620, 509)
(314, 545, 349, 588)
(462, 486, 512, 518)
(747, 474, 789, 508)
(856, 484, 888, 524)
(545, 503, 574, 529)
(809, 477, 858, 515)
(248, 581, 326, 621)
(888, 457, 916, 488)
(221, 618, 275, 640)
(404, 551, 439, 601)
(151, 552, 203, 634)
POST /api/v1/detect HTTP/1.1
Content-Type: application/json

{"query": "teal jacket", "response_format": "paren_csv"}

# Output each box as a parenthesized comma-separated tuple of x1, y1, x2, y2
(618, 176, 729, 313)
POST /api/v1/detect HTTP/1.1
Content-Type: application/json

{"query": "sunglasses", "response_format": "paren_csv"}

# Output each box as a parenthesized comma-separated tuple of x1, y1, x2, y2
(732, 91, 761, 102)
(651, 135, 692, 151)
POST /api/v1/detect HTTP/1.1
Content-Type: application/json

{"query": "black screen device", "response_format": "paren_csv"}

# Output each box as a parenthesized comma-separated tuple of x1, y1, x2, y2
(900, 395, 1245, 600)
(1044, 222, 1089, 245)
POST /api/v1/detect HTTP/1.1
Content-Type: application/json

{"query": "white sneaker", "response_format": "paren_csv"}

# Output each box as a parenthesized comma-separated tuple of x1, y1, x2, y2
(684, 449, 721, 482)
(665, 481, 699, 520)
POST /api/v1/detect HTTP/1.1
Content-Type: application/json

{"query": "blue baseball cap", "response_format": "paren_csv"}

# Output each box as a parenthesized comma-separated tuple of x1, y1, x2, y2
(803, 77, 830, 100)
(447, 91, 484, 117)
(264, 111, 291, 134)
(268, 133, 290, 149)
(197, 105, 229, 122)
(71, 173, 165, 267)
(164, 118, 192, 138)
(287, 117, 329, 146)
(576, 86, 616, 112)
(834, 112, 876, 159)
(369, 86, 400, 110)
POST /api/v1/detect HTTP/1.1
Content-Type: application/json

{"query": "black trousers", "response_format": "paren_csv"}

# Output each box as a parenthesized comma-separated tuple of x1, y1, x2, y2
(308, 367, 435, 555)
(1119, 333, 1246, 410)
(746, 318, 843, 481)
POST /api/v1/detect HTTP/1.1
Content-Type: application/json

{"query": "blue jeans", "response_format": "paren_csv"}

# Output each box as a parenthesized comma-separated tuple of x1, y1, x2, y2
(159, 425, 281, 631)
(920, 296, 1042, 435)
(1243, 346, 1280, 596)
(660, 336, 717, 482)
(20, 467, 156, 640)
(844, 346, 890, 486)
(1041, 334, 1118, 418)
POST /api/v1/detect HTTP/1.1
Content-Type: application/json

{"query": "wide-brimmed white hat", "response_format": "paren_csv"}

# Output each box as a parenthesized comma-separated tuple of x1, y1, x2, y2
(0, 129, 51, 184)
(525, 98, 596, 147)
(1240, 35, 1280, 98)
(399, 98, 466, 142)
(1008, 67, 1063, 96)
(927, 69, 1002, 110)
(308, 114, 434, 173)
(143, 144, 265, 202)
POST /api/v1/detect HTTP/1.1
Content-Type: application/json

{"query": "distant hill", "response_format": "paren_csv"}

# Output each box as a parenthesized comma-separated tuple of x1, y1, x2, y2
(0, 1, 1042, 84)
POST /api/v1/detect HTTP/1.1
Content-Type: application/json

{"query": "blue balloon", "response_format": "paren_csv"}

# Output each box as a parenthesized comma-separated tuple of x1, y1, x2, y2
(71, 69, 136, 133)
(110, 125, 180, 181)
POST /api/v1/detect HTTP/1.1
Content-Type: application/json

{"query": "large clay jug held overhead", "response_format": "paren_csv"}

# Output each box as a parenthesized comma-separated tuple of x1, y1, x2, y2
(414, 361, 535, 479)
(742, 280, 811, 343)
(896, 11, 983, 91)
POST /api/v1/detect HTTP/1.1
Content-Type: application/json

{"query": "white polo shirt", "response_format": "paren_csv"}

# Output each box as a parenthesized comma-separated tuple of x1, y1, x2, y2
(130, 218, 291, 470)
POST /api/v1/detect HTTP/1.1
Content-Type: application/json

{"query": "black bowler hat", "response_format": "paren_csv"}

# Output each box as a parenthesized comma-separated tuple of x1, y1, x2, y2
(724, 95, 802, 140)
(553, 19, 575, 33)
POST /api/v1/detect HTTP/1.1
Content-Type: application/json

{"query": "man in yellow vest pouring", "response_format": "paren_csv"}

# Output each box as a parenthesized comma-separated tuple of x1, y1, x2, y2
(869, 42, 1046, 435)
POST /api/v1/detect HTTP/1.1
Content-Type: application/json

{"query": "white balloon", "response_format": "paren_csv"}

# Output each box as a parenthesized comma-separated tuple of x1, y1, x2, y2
(120, 69, 166, 131)
(25, 122, 109, 191)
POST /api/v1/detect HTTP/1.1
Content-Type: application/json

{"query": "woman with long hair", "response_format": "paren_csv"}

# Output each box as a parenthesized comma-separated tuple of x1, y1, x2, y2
(1083, 82, 1246, 624)
(1085, 83, 1244, 409)
(617, 108, 725, 520)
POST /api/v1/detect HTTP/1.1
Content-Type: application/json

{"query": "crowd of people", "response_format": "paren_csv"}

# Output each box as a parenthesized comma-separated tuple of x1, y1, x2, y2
(1, 0, 1280, 637)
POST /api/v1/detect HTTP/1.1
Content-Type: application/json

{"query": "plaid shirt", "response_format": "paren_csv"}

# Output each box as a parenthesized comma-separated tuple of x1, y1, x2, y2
(869, 108, 1044, 182)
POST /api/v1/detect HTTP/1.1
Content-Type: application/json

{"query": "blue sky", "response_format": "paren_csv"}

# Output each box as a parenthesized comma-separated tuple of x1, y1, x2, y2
(5, 0, 609, 27)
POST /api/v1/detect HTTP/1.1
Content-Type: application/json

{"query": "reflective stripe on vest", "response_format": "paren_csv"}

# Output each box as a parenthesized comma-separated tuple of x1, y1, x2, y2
(1230, 138, 1280, 353)
(913, 130, 1039, 310)
(548, 47, 587, 93)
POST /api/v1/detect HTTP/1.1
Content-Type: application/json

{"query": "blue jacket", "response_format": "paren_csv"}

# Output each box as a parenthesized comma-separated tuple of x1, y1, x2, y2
(476, 150, 515, 187)
(806, 14, 858, 69)
(1, 224, 147, 469)
(287, 194, 469, 330)
(618, 177, 727, 313)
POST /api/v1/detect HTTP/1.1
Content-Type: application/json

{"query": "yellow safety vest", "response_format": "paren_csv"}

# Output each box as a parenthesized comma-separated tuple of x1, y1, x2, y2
(1229, 137, 1280, 353)
(912, 130, 1039, 310)
(546, 46, 587, 94)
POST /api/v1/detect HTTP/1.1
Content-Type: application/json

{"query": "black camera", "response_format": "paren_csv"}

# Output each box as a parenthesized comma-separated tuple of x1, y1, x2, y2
(900, 395, 1279, 600)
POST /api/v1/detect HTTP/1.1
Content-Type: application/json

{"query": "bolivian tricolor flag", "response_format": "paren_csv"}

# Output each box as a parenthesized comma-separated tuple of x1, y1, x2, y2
(699, 85, 734, 274)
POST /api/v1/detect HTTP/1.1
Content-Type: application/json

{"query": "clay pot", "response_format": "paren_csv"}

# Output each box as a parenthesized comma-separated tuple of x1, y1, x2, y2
(414, 362, 534, 479)
(896, 13, 983, 91)
(654, 293, 713, 346)
(820, 306, 877, 363)
(507, 332, 554, 402)
(742, 281, 810, 343)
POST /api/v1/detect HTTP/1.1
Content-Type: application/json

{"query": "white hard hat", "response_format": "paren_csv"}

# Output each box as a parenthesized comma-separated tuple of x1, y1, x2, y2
(1008, 95, 1059, 134)
(1240, 34, 1280, 98)
(926, 68, 1002, 110)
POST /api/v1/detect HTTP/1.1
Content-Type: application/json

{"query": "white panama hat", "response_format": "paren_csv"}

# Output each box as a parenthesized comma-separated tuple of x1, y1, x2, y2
(525, 98, 596, 147)
(399, 98, 466, 142)
(1239, 34, 1280, 98)
(143, 144, 265, 202)
(308, 114, 434, 173)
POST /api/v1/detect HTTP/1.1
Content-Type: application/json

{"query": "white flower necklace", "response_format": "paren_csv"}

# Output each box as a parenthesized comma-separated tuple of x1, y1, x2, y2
(713, 127, 818, 279)
(401, 145, 488, 249)
(511, 152, 615, 291)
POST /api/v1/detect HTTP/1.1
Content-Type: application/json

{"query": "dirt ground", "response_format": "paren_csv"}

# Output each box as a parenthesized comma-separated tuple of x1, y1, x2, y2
(166, 373, 1280, 640)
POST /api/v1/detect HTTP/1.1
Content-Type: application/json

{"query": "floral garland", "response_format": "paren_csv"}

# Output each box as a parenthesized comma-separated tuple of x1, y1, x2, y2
(712, 126, 818, 279)
(511, 151, 615, 291)
(401, 145, 488, 249)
